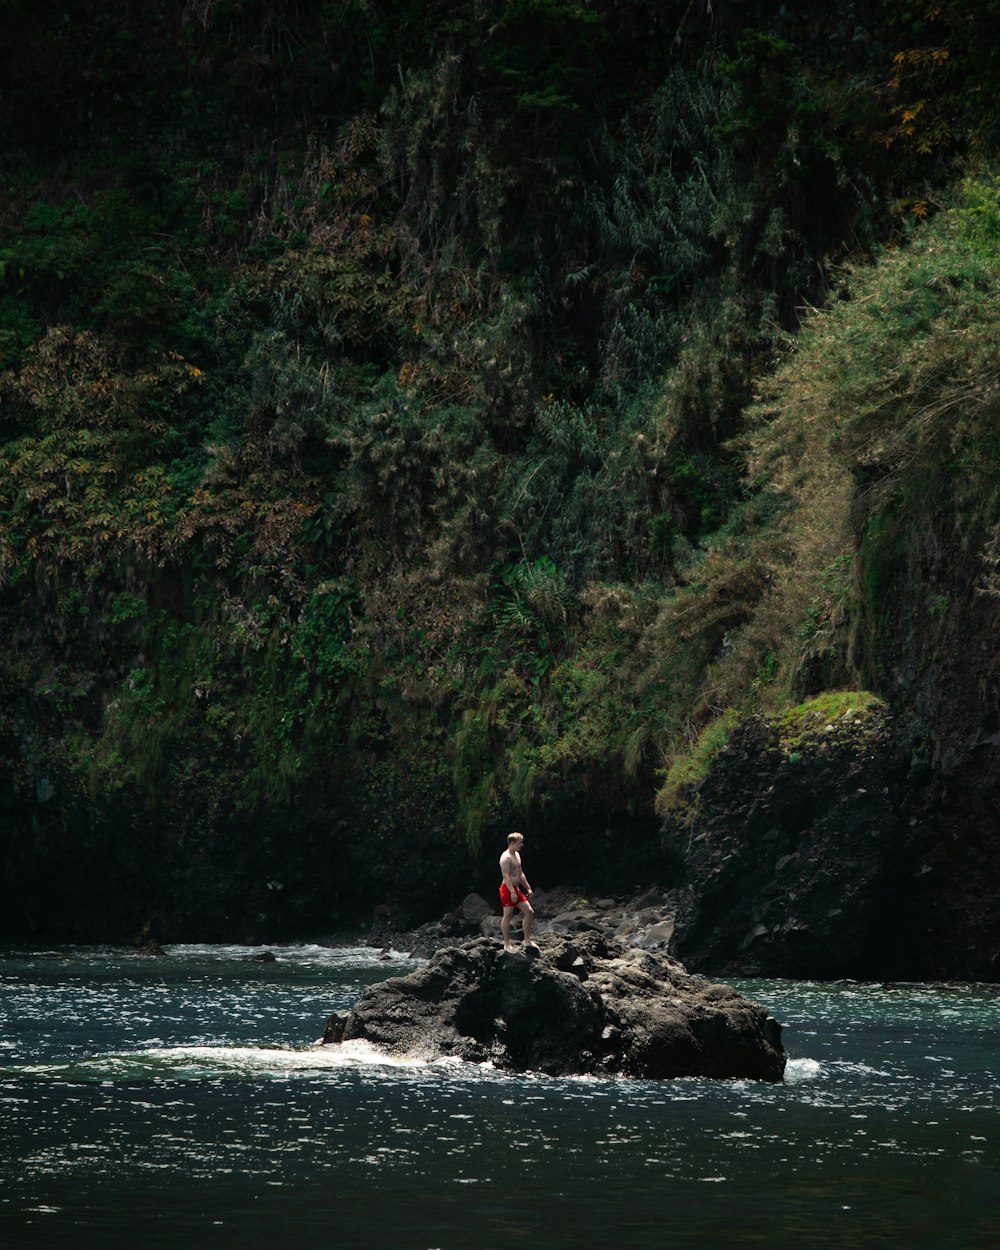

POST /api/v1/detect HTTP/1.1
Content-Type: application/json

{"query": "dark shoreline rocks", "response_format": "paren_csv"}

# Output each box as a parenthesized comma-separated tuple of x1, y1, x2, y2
(323, 931, 785, 1082)
(363, 884, 681, 961)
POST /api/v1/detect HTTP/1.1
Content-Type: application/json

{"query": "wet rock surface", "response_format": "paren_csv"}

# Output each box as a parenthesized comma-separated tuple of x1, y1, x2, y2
(324, 931, 785, 1081)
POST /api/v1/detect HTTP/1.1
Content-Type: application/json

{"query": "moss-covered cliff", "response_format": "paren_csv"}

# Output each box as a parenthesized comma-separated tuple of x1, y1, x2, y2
(3, 1, 1000, 968)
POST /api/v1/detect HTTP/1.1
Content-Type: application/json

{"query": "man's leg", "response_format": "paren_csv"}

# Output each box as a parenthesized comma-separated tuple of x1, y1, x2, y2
(519, 902, 538, 950)
(501, 906, 516, 951)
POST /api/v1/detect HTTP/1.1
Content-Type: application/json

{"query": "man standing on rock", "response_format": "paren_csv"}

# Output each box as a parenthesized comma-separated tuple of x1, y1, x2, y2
(500, 831, 538, 953)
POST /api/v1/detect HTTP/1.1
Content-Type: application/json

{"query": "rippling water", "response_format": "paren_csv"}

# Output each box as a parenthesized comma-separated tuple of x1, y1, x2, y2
(1, 943, 997, 1249)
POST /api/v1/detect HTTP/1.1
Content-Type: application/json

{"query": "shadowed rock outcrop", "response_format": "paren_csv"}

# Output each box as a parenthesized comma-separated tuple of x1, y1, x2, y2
(662, 711, 910, 978)
(323, 932, 785, 1081)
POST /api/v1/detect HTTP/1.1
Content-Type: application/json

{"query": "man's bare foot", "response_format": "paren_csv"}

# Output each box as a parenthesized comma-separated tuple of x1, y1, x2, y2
(503, 944, 517, 954)
(522, 940, 540, 951)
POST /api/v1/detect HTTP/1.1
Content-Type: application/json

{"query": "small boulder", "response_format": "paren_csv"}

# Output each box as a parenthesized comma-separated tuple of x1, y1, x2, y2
(637, 919, 676, 950)
(322, 1012, 349, 1044)
(460, 893, 493, 923)
(631, 888, 664, 910)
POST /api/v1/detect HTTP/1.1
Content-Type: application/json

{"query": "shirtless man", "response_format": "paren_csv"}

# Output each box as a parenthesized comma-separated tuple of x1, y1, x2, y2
(499, 831, 538, 953)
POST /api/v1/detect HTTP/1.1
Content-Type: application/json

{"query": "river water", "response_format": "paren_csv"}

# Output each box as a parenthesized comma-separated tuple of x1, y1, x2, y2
(1, 943, 996, 1249)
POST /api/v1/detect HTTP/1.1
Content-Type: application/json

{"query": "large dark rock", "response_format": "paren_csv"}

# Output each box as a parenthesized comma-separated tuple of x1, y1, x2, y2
(662, 709, 922, 979)
(323, 932, 785, 1082)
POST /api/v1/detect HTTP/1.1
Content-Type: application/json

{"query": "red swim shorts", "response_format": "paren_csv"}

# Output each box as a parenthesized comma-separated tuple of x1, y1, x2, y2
(500, 883, 528, 909)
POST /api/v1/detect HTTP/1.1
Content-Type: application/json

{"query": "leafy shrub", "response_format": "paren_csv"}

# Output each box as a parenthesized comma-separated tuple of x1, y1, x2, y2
(955, 172, 1000, 259)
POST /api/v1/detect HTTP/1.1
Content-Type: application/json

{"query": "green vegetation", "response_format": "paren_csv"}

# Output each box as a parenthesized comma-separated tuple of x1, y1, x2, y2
(655, 708, 743, 823)
(3, 1, 1000, 933)
(773, 693, 887, 753)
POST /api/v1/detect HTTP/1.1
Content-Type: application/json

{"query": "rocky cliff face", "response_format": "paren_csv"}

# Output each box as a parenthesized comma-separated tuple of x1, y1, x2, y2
(857, 474, 1000, 982)
(661, 697, 1000, 982)
(661, 710, 916, 978)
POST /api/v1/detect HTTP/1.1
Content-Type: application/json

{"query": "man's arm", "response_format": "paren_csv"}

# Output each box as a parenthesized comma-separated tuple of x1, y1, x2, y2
(500, 852, 519, 894)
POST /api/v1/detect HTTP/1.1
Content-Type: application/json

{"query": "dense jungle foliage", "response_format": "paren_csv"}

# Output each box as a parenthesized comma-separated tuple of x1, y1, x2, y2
(3, 0, 1000, 937)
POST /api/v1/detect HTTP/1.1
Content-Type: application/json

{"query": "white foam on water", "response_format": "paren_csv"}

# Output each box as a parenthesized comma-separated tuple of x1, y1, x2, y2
(162, 943, 416, 967)
(7, 1038, 457, 1082)
(829, 1059, 894, 1078)
(134, 1038, 444, 1075)
(783, 1057, 822, 1083)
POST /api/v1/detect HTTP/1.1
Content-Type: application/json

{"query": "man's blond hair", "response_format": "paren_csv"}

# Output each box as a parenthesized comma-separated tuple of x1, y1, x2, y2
(507, 831, 523, 844)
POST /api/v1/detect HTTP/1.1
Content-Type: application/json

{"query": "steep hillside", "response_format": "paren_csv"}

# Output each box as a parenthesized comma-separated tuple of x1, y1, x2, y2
(2, 1, 999, 968)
